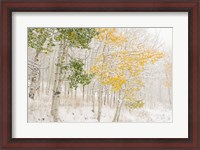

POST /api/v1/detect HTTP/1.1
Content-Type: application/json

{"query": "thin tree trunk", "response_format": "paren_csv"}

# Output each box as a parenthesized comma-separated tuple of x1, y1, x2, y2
(51, 47, 62, 122)
(86, 85, 90, 102)
(165, 65, 172, 107)
(46, 49, 56, 94)
(113, 100, 124, 122)
(159, 81, 162, 102)
(91, 83, 95, 112)
(41, 68, 44, 94)
(116, 100, 124, 122)
(168, 88, 172, 107)
(67, 87, 70, 97)
(82, 86, 85, 101)
(29, 51, 40, 99)
(110, 92, 113, 107)
(51, 40, 68, 122)
(64, 82, 67, 97)
(112, 100, 120, 122)
(71, 88, 73, 98)
(97, 86, 103, 122)
(97, 40, 107, 122)
(113, 92, 116, 108)
(92, 91, 95, 112)
(106, 89, 109, 106)
(75, 88, 77, 100)
(104, 88, 106, 105)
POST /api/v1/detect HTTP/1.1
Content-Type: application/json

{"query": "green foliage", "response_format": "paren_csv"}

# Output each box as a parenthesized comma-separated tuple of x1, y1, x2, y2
(53, 28, 97, 89)
(55, 28, 98, 49)
(64, 58, 93, 89)
(67, 74, 80, 89)
(66, 58, 84, 89)
(28, 28, 55, 53)
(79, 73, 94, 87)
(28, 28, 97, 55)
(68, 58, 84, 72)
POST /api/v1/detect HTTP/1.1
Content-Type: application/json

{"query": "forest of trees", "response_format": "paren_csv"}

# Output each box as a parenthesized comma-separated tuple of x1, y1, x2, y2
(28, 28, 172, 123)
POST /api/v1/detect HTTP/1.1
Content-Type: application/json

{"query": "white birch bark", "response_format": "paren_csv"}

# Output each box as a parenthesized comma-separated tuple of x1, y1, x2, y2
(97, 87, 103, 122)
(29, 52, 40, 99)
(113, 99, 124, 122)
(51, 40, 68, 122)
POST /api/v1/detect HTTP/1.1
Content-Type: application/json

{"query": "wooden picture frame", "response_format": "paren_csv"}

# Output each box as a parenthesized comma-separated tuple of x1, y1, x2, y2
(1, 0, 199, 149)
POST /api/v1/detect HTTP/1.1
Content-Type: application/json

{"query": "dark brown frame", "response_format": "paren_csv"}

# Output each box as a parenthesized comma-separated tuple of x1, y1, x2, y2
(0, 0, 199, 149)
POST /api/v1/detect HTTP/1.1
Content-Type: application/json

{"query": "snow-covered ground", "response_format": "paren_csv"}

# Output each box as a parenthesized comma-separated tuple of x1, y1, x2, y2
(28, 92, 172, 123)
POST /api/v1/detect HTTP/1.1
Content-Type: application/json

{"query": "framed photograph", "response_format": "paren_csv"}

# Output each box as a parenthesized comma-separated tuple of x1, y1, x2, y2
(1, 0, 199, 149)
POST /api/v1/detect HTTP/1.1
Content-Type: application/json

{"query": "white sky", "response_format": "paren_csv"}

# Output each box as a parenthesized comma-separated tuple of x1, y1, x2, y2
(147, 28, 172, 50)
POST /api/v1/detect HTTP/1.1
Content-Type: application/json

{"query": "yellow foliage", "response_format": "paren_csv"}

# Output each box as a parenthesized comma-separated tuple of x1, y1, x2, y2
(125, 100, 144, 109)
(95, 28, 127, 47)
(90, 49, 165, 93)
(91, 29, 166, 109)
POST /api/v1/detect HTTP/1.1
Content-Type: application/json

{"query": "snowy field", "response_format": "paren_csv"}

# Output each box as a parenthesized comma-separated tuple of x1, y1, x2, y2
(28, 92, 172, 123)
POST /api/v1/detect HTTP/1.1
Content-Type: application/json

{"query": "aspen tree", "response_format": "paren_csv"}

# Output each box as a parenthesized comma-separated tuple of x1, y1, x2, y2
(51, 28, 97, 121)
(28, 28, 55, 99)
(91, 49, 165, 122)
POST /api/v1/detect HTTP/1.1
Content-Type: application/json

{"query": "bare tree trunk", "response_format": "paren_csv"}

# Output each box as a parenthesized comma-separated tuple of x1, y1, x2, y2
(67, 87, 70, 97)
(116, 100, 124, 122)
(91, 83, 95, 112)
(107, 89, 110, 106)
(92, 91, 95, 112)
(113, 100, 124, 122)
(41, 68, 45, 94)
(71, 88, 73, 98)
(82, 86, 85, 101)
(104, 87, 107, 105)
(86, 85, 88, 102)
(97, 86, 103, 122)
(97, 39, 107, 122)
(51, 40, 68, 122)
(112, 100, 120, 122)
(29, 51, 40, 99)
(113, 92, 116, 108)
(165, 64, 172, 107)
(46, 49, 56, 94)
(51, 48, 62, 122)
(110, 92, 113, 107)
(64, 82, 67, 97)
(75, 88, 77, 100)
(159, 80, 162, 102)
(168, 88, 172, 107)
